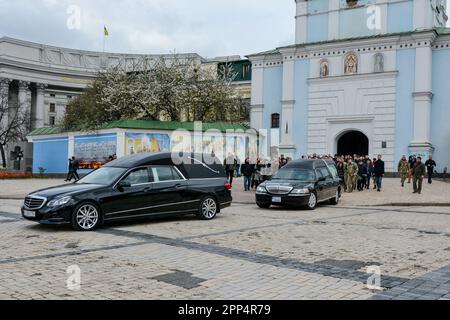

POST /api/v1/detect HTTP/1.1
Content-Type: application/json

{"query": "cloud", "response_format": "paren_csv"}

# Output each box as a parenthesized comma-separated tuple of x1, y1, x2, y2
(0, 0, 448, 58)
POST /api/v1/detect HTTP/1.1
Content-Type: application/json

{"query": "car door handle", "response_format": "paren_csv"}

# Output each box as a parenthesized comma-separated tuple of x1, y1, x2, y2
(174, 184, 183, 189)
(143, 187, 151, 193)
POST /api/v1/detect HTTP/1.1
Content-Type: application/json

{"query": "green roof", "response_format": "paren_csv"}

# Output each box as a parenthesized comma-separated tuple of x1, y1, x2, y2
(28, 119, 251, 136)
(436, 27, 450, 35)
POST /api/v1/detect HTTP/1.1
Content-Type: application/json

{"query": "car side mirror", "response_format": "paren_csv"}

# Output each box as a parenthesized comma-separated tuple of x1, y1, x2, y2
(117, 181, 131, 189)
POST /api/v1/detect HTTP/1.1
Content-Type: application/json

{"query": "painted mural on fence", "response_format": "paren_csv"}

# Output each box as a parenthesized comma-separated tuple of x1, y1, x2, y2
(125, 133, 171, 155)
(74, 135, 117, 170)
(170, 132, 258, 162)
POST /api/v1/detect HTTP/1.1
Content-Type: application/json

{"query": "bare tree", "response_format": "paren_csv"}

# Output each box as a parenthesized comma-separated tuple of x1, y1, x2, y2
(0, 94, 30, 168)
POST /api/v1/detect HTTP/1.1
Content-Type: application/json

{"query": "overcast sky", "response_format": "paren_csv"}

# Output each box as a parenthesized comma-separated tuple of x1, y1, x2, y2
(0, 0, 449, 58)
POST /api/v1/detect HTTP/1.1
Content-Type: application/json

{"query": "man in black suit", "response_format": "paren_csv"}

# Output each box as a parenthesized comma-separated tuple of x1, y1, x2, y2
(373, 154, 385, 192)
(425, 155, 437, 184)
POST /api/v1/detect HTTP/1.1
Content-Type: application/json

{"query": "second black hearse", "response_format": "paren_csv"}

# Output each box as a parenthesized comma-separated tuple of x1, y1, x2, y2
(22, 153, 232, 231)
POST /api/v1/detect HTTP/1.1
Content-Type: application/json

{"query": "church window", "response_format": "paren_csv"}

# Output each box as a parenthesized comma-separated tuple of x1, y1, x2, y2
(271, 113, 280, 129)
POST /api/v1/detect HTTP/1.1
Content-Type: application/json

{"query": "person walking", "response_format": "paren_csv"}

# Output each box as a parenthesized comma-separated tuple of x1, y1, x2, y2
(224, 153, 236, 186)
(357, 159, 367, 191)
(408, 155, 416, 184)
(65, 158, 74, 182)
(336, 159, 345, 191)
(345, 159, 358, 193)
(366, 159, 373, 189)
(241, 158, 255, 192)
(236, 156, 242, 178)
(425, 155, 437, 184)
(72, 156, 80, 181)
(373, 155, 385, 192)
(398, 156, 410, 187)
(412, 157, 426, 194)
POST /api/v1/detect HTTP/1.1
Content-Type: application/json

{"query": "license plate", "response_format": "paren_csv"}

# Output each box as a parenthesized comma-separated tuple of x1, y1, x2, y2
(272, 197, 282, 203)
(23, 210, 36, 218)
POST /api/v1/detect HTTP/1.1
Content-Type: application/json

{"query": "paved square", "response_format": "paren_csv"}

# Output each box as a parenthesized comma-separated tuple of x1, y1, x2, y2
(0, 180, 449, 300)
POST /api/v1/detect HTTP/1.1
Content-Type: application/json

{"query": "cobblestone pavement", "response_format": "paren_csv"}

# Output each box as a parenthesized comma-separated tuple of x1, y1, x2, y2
(0, 196, 449, 300)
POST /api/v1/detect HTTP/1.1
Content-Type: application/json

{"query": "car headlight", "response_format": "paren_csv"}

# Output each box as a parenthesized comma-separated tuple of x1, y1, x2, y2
(47, 196, 72, 208)
(290, 188, 310, 195)
(256, 186, 268, 194)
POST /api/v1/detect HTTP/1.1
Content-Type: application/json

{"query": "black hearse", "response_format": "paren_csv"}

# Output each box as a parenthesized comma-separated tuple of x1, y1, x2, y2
(255, 159, 341, 210)
(22, 153, 232, 231)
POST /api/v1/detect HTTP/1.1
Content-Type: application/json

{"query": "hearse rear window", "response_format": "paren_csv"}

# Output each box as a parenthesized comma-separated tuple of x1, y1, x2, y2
(151, 166, 183, 182)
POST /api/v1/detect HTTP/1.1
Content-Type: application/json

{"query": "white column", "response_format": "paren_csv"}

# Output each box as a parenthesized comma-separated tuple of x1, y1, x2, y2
(18, 81, 31, 132)
(68, 133, 75, 159)
(376, 0, 388, 35)
(0, 78, 12, 129)
(295, 0, 308, 44)
(279, 51, 296, 158)
(410, 40, 434, 156)
(34, 83, 48, 129)
(328, 0, 340, 41)
(250, 60, 264, 130)
(413, 0, 432, 31)
(116, 130, 126, 158)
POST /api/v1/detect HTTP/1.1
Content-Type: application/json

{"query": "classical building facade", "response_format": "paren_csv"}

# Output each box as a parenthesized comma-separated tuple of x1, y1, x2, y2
(248, 0, 449, 172)
(0, 37, 252, 170)
(0, 37, 205, 131)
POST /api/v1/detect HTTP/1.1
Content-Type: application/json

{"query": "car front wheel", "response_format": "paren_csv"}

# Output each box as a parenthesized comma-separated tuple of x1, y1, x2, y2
(71, 202, 101, 231)
(198, 196, 218, 220)
(306, 192, 317, 210)
(256, 202, 271, 209)
(329, 189, 340, 205)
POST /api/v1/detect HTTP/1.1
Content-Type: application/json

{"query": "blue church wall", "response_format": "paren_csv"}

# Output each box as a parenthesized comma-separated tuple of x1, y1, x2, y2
(309, 0, 329, 14)
(262, 66, 283, 153)
(387, 1, 413, 34)
(293, 60, 310, 158)
(307, 14, 329, 43)
(339, 7, 378, 39)
(432, 49, 450, 172)
(394, 49, 415, 163)
(32, 137, 69, 174)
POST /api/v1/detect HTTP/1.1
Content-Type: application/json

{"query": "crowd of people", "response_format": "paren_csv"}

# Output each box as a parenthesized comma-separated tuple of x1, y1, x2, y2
(65, 151, 438, 196)
(224, 152, 438, 195)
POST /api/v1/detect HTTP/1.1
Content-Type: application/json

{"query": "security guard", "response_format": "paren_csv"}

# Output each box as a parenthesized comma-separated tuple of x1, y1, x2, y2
(412, 157, 426, 195)
(397, 156, 410, 187)
(345, 159, 358, 193)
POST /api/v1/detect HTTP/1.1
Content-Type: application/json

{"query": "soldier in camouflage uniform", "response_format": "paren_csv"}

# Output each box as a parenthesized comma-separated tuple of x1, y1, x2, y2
(397, 155, 410, 187)
(345, 159, 358, 193)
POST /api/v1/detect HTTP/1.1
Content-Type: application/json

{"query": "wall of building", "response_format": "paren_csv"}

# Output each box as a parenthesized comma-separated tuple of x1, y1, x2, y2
(293, 59, 310, 158)
(30, 129, 258, 174)
(387, 0, 414, 33)
(295, 0, 447, 45)
(32, 137, 69, 174)
(431, 48, 450, 172)
(394, 48, 415, 163)
(262, 66, 283, 154)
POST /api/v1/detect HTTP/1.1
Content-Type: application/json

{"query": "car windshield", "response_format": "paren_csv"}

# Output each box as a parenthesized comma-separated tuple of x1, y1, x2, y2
(76, 167, 127, 185)
(272, 168, 316, 181)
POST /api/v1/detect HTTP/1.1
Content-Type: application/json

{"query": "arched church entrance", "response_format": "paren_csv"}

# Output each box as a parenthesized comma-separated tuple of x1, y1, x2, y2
(337, 131, 369, 156)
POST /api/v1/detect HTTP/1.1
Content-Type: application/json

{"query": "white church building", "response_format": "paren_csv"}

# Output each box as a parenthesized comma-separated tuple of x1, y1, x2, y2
(248, 0, 449, 172)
